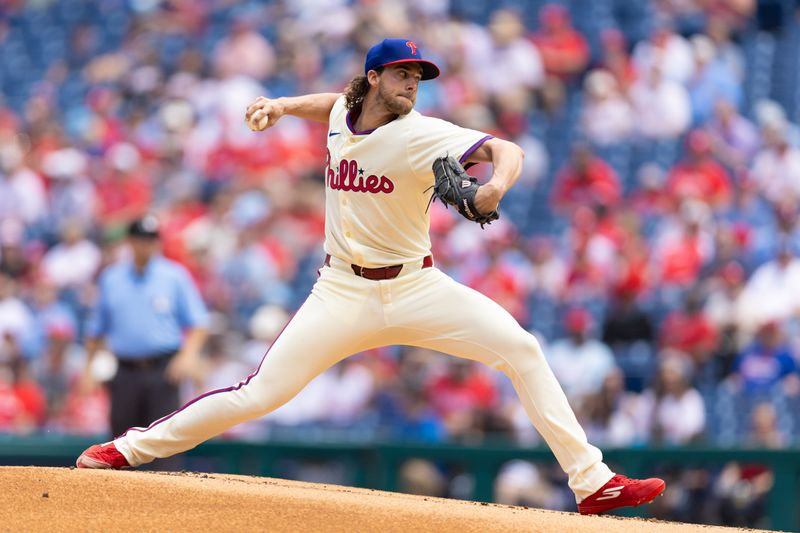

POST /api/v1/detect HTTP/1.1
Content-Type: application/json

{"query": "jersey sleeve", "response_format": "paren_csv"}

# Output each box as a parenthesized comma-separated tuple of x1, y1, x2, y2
(407, 116, 493, 178)
(328, 95, 348, 128)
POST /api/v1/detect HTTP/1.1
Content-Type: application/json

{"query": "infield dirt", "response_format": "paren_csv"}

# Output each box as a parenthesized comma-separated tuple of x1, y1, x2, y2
(0, 466, 772, 532)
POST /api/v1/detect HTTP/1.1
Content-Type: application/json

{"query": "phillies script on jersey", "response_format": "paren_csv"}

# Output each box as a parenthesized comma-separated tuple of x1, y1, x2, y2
(326, 150, 395, 194)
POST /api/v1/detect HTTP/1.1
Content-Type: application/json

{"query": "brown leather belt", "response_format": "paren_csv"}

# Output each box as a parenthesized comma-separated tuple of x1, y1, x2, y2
(324, 254, 433, 280)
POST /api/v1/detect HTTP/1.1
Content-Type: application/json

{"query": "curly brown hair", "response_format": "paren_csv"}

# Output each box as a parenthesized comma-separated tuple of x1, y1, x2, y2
(343, 68, 382, 111)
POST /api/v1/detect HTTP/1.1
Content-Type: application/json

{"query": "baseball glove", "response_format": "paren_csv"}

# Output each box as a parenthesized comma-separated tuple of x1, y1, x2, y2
(428, 155, 499, 228)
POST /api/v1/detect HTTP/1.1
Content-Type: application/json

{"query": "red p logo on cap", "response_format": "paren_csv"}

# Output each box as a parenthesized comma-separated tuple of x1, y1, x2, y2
(406, 41, 417, 55)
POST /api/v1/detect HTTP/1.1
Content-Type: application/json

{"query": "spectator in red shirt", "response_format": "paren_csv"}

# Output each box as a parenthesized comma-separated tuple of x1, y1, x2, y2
(426, 358, 498, 439)
(56, 378, 111, 436)
(0, 367, 25, 433)
(570, 206, 642, 302)
(563, 242, 610, 303)
(609, 234, 652, 303)
(666, 129, 733, 209)
(629, 164, 671, 218)
(659, 288, 720, 366)
(659, 220, 712, 288)
(653, 215, 708, 288)
(593, 204, 630, 250)
(158, 190, 207, 268)
(0, 360, 46, 434)
(552, 143, 622, 214)
(531, 4, 590, 112)
(532, 4, 590, 82)
(466, 237, 529, 325)
(11, 359, 47, 428)
(95, 143, 152, 233)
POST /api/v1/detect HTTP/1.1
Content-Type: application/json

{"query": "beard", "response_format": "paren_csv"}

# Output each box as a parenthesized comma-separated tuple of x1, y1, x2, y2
(377, 82, 415, 115)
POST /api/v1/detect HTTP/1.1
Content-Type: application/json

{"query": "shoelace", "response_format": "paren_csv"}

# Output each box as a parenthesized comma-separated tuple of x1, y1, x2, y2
(609, 475, 635, 487)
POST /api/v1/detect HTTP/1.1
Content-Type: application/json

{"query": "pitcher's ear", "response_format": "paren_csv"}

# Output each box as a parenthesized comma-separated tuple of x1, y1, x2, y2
(367, 69, 381, 86)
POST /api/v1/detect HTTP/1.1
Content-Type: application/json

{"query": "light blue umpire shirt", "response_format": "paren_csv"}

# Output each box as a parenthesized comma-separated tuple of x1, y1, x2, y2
(87, 255, 209, 360)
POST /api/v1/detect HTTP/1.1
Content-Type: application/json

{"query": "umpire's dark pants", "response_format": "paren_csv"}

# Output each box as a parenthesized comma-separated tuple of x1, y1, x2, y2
(111, 353, 183, 471)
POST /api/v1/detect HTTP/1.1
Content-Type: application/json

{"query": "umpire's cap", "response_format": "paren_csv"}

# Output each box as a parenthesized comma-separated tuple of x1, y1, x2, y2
(365, 38, 440, 80)
(128, 214, 161, 239)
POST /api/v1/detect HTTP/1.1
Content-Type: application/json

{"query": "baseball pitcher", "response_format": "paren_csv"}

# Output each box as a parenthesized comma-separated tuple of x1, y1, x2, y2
(77, 38, 665, 515)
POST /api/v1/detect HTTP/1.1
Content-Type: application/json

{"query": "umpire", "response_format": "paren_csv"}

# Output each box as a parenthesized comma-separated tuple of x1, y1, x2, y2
(84, 215, 209, 450)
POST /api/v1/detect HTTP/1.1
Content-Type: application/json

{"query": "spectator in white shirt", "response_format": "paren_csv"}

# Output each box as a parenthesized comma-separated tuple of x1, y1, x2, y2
(463, 9, 545, 96)
(182, 189, 239, 268)
(0, 274, 34, 358)
(704, 260, 752, 351)
(630, 64, 692, 139)
(0, 141, 47, 226)
(581, 69, 635, 145)
(546, 308, 617, 406)
(739, 241, 800, 331)
(632, 26, 694, 84)
(582, 368, 642, 446)
(325, 359, 376, 425)
(705, 98, 760, 172)
(687, 35, 743, 125)
(41, 220, 102, 290)
(523, 236, 567, 299)
(637, 353, 706, 444)
(42, 148, 98, 232)
(212, 17, 276, 81)
(750, 118, 800, 204)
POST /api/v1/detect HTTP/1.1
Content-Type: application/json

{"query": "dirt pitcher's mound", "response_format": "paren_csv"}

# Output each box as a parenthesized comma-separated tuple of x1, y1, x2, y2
(0, 466, 768, 532)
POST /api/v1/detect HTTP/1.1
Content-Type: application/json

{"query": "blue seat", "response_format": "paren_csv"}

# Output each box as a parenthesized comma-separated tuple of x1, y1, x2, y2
(743, 32, 776, 110)
(593, 142, 633, 190)
(711, 384, 783, 445)
(775, 391, 800, 444)
(614, 341, 656, 393)
(528, 294, 559, 340)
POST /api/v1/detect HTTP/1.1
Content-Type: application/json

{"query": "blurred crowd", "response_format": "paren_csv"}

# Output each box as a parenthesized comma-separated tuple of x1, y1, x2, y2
(1, 0, 800, 526)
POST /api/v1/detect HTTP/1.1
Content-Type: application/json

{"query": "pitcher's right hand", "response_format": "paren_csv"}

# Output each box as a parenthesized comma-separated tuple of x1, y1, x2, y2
(245, 96, 285, 131)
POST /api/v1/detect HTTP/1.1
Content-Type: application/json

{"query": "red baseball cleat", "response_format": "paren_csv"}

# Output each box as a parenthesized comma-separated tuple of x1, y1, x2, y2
(577, 474, 666, 515)
(75, 442, 131, 469)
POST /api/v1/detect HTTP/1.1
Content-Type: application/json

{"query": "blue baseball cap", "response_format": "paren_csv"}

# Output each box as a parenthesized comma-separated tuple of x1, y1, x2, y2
(364, 38, 440, 80)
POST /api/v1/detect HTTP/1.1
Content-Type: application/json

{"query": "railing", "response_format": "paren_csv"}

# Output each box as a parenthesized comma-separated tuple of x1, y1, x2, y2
(1, 435, 798, 531)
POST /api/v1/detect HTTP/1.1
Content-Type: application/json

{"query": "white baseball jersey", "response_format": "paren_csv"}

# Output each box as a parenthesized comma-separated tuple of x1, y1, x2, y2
(323, 95, 492, 267)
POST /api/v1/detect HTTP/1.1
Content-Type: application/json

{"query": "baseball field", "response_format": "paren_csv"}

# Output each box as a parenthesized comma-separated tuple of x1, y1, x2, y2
(0, 467, 770, 532)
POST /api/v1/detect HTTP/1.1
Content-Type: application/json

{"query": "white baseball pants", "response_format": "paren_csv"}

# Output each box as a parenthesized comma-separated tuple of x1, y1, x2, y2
(114, 256, 614, 501)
